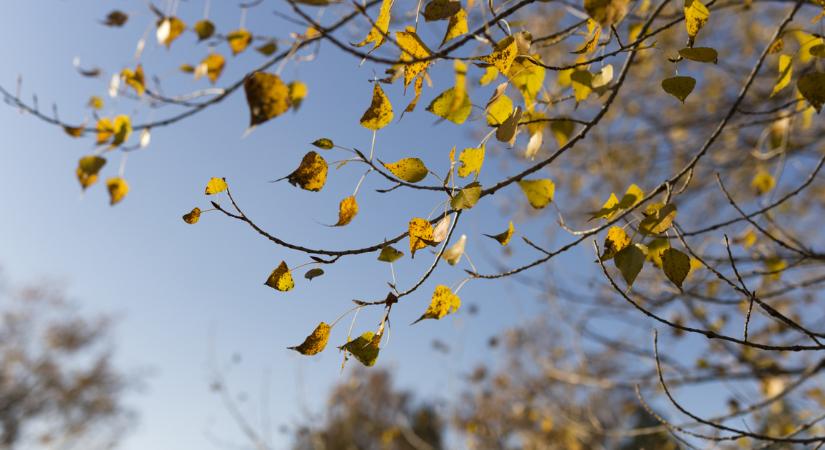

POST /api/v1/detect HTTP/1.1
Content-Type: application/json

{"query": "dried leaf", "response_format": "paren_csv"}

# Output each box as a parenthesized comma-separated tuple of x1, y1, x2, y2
(287, 152, 328, 191)
(360, 83, 394, 130)
(414, 285, 461, 323)
(227, 28, 253, 55)
(334, 196, 359, 226)
(182, 207, 201, 224)
(106, 177, 129, 205)
(409, 218, 435, 258)
(289, 322, 330, 355)
(244, 72, 291, 126)
(265, 261, 295, 292)
(76, 155, 106, 189)
(485, 221, 514, 246)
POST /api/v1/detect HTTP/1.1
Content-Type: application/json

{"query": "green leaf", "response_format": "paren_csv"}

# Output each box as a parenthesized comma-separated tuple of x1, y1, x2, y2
(614, 244, 645, 287)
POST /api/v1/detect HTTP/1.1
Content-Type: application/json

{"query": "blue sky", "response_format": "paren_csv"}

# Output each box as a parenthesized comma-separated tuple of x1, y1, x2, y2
(0, 1, 732, 448)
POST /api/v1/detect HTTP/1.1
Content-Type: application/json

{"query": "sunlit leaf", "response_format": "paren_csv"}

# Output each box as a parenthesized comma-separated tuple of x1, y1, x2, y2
(360, 83, 394, 130)
(377, 245, 404, 262)
(478, 36, 519, 75)
(508, 56, 545, 108)
(457, 147, 484, 179)
(409, 217, 435, 258)
(355, 0, 393, 50)
(602, 226, 631, 260)
(442, 234, 466, 265)
(518, 178, 555, 209)
(121, 64, 145, 96)
(76, 155, 106, 190)
(450, 182, 482, 210)
(396, 29, 432, 89)
(590, 192, 619, 220)
(205, 177, 228, 195)
(383, 157, 429, 183)
(339, 331, 382, 366)
(440, 8, 468, 46)
(334, 196, 359, 226)
(639, 203, 677, 235)
(571, 70, 593, 102)
(195, 53, 225, 84)
(111, 115, 132, 147)
(156, 17, 186, 48)
(284, 151, 328, 192)
(105, 177, 129, 205)
(244, 72, 291, 126)
(413, 285, 461, 323)
(485, 221, 514, 246)
(751, 169, 776, 195)
(312, 138, 334, 150)
(182, 207, 201, 224)
(88, 96, 104, 110)
(265, 261, 295, 292)
(590, 64, 613, 88)
(227, 28, 253, 55)
(684, 0, 710, 45)
(486, 94, 513, 126)
(288, 81, 309, 111)
(289, 322, 330, 355)
(772, 54, 793, 97)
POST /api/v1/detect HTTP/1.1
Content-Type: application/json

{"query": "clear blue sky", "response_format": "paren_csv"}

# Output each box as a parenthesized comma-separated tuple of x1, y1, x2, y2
(0, 1, 725, 448)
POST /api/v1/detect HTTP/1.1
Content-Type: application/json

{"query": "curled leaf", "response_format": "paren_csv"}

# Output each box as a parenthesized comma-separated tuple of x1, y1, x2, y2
(244, 72, 291, 126)
(156, 17, 186, 48)
(355, 0, 392, 50)
(182, 207, 201, 224)
(265, 261, 295, 292)
(442, 234, 466, 265)
(409, 218, 435, 258)
(195, 53, 225, 84)
(485, 221, 514, 246)
(289, 322, 330, 355)
(414, 285, 461, 323)
(76, 156, 106, 190)
(334, 196, 359, 226)
(106, 177, 129, 205)
(121, 65, 145, 96)
(286, 152, 328, 191)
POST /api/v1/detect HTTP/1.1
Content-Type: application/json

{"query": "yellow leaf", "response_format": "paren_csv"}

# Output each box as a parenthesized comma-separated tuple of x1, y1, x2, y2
(105, 177, 129, 205)
(383, 157, 429, 183)
(573, 21, 602, 54)
(360, 83, 394, 130)
(440, 8, 468, 46)
(195, 53, 225, 84)
(442, 234, 466, 265)
(182, 207, 201, 224)
(661, 76, 696, 102)
(485, 221, 514, 246)
(244, 72, 291, 126)
(684, 0, 710, 44)
(377, 245, 404, 262)
(289, 322, 331, 355)
(617, 183, 644, 209)
(458, 147, 484, 178)
(422, 0, 460, 21)
(751, 169, 775, 195)
(396, 29, 432, 89)
(794, 31, 824, 64)
(64, 125, 85, 138)
(96, 118, 113, 145)
(571, 69, 593, 102)
(584, 0, 630, 26)
(662, 248, 691, 289)
(550, 119, 575, 148)
(639, 203, 677, 235)
(614, 244, 645, 286)
(404, 75, 425, 113)
(409, 217, 435, 258)
(797, 72, 825, 112)
(194, 19, 215, 41)
(678, 47, 718, 63)
(205, 177, 228, 195)
(265, 261, 295, 292)
(76, 155, 106, 189)
(486, 94, 513, 126)
(339, 331, 382, 366)
(479, 66, 498, 86)
(312, 138, 334, 150)
(111, 115, 132, 147)
(334, 196, 359, 226)
(427, 87, 471, 124)
(288, 81, 309, 111)
(479, 36, 518, 74)
(88, 96, 104, 110)
(121, 64, 145, 96)
(772, 54, 793, 97)
(450, 182, 481, 210)
(506, 56, 545, 109)
(518, 178, 555, 209)
(414, 285, 461, 323)
(590, 192, 619, 220)
(591, 64, 614, 88)
(227, 28, 252, 55)
(645, 238, 671, 268)
(355, 0, 393, 50)
(287, 151, 328, 191)
(156, 17, 186, 48)
(602, 226, 631, 260)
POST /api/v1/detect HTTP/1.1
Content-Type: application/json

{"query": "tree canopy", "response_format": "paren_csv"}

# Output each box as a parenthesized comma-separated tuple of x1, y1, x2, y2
(4, 0, 825, 446)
